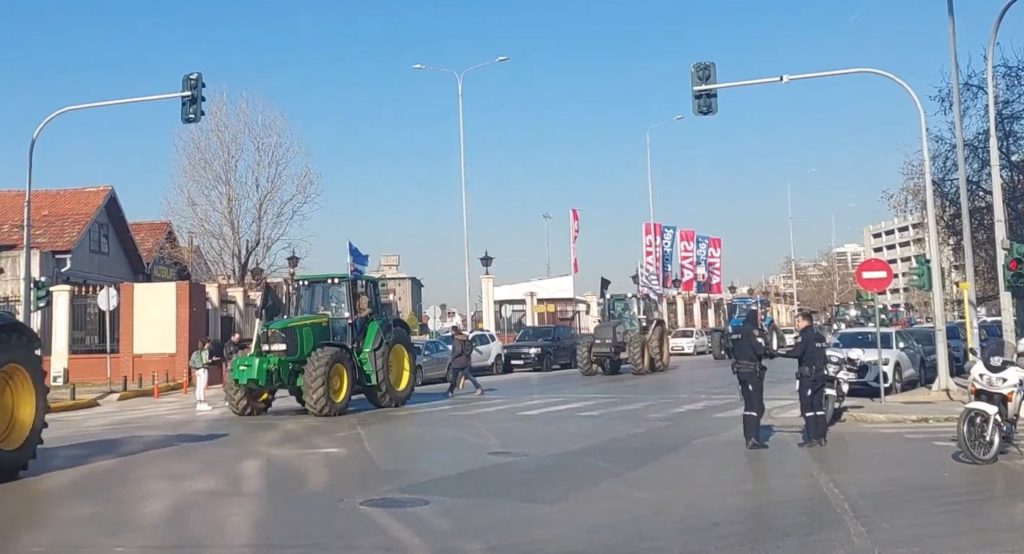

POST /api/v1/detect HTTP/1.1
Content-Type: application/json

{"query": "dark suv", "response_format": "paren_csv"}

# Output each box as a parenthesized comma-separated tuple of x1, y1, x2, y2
(503, 325, 577, 372)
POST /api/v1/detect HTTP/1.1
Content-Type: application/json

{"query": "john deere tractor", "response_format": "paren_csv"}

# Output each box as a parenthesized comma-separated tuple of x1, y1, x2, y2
(226, 274, 416, 417)
(0, 311, 47, 482)
(576, 292, 670, 376)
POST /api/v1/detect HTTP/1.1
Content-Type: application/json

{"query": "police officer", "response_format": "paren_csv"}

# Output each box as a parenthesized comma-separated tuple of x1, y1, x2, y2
(780, 311, 829, 447)
(730, 309, 770, 449)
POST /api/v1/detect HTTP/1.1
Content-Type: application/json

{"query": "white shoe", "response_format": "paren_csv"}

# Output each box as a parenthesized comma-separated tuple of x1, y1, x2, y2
(198, 403, 213, 412)
(195, 403, 204, 411)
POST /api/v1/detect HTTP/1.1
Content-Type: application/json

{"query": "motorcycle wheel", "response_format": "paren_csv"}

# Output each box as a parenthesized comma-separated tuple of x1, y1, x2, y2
(957, 408, 1001, 465)
(824, 394, 836, 426)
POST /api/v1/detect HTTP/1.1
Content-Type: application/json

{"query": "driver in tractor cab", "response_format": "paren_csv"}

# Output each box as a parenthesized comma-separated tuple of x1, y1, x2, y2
(353, 283, 373, 342)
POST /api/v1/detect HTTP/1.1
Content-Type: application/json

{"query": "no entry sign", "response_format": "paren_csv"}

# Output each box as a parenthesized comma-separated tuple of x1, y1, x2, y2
(854, 258, 894, 294)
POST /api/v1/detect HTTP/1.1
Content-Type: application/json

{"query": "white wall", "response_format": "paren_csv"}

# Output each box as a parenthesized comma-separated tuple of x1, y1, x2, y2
(132, 282, 178, 354)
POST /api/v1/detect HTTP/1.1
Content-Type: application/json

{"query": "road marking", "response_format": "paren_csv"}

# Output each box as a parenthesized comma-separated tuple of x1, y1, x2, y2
(931, 441, 957, 447)
(516, 399, 615, 415)
(904, 432, 956, 439)
(649, 399, 732, 418)
(577, 401, 659, 416)
(450, 398, 565, 415)
(713, 400, 794, 418)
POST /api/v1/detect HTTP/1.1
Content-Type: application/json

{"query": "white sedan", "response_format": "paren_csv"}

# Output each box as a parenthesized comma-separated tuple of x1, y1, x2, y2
(670, 328, 709, 355)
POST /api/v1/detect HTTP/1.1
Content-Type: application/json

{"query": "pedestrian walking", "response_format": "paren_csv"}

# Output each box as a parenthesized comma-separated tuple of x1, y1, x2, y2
(729, 309, 770, 449)
(446, 326, 483, 397)
(779, 311, 829, 447)
(189, 337, 217, 412)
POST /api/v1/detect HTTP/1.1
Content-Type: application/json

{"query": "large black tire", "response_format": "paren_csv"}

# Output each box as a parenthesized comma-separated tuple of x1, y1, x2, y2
(577, 337, 599, 376)
(304, 346, 354, 417)
(648, 324, 670, 372)
(0, 332, 48, 482)
(365, 328, 416, 409)
(224, 375, 274, 416)
(601, 360, 622, 375)
(627, 331, 649, 375)
(710, 332, 727, 360)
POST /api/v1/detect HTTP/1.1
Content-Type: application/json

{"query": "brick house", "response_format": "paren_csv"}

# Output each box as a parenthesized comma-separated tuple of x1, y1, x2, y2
(129, 220, 212, 282)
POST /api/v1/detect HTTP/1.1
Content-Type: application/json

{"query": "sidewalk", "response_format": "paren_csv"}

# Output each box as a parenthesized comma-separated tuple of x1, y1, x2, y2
(842, 385, 967, 424)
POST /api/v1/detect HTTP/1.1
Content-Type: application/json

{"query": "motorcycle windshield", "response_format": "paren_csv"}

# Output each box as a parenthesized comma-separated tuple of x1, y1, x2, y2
(981, 339, 1019, 373)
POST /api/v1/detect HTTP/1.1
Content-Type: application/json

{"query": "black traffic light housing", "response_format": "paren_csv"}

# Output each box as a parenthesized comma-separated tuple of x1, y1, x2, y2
(31, 277, 50, 312)
(1004, 241, 1024, 289)
(909, 255, 932, 292)
(690, 62, 718, 116)
(181, 72, 206, 124)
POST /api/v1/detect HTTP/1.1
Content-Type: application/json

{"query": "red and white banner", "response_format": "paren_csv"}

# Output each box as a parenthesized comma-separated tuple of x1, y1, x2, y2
(678, 229, 696, 293)
(569, 208, 580, 275)
(707, 236, 723, 295)
(642, 222, 662, 296)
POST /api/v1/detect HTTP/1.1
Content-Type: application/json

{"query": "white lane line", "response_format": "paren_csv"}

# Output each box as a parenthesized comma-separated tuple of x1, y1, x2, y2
(904, 432, 956, 439)
(395, 403, 467, 415)
(516, 399, 615, 415)
(450, 398, 565, 415)
(577, 401, 658, 416)
(863, 423, 956, 430)
(713, 400, 794, 418)
(649, 399, 732, 418)
(931, 441, 957, 447)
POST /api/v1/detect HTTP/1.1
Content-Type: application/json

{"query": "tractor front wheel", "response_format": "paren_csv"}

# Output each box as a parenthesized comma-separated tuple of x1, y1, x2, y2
(710, 332, 727, 360)
(627, 331, 649, 375)
(304, 347, 354, 417)
(224, 377, 274, 417)
(648, 324, 670, 372)
(365, 328, 416, 409)
(0, 333, 48, 482)
(577, 336, 599, 376)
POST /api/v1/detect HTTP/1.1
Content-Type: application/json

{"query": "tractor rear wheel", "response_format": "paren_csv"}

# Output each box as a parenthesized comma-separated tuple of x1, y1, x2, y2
(577, 336, 599, 376)
(304, 347, 354, 417)
(648, 324, 670, 372)
(0, 332, 48, 482)
(601, 360, 622, 375)
(627, 331, 649, 375)
(224, 377, 274, 416)
(365, 328, 416, 409)
(710, 332, 727, 360)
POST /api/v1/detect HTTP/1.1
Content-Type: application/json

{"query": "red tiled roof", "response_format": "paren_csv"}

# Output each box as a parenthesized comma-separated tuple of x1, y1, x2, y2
(0, 186, 112, 251)
(129, 220, 173, 264)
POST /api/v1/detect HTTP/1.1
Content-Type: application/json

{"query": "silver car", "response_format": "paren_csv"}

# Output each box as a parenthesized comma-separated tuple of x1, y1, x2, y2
(413, 339, 452, 385)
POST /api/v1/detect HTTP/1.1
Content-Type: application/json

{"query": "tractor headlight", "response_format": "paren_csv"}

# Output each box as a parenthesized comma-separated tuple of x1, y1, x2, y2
(261, 343, 288, 352)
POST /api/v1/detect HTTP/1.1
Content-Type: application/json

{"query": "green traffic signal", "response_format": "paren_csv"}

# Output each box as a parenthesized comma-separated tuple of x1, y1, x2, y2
(31, 278, 50, 312)
(180, 72, 206, 124)
(690, 62, 718, 116)
(909, 255, 932, 292)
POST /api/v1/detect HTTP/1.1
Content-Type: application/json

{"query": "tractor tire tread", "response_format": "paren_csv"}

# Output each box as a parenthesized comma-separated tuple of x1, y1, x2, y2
(364, 328, 416, 409)
(0, 332, 47, 482)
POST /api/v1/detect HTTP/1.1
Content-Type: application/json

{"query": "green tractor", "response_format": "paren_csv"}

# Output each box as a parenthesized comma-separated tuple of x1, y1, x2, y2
(226, 274, 417, 417)
(0, 311, 48, 482)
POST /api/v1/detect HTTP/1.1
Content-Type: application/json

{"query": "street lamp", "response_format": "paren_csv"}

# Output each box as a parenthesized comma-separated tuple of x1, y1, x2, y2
(728, 283, 738, 296)
(630, 271, 640, 286)
(479, 250, 494, 275)
(645, 115, 684, 227)
(412, 55, 510, 332)
(249, 266, 265, 286)
(542, 213, 553, 277)
(672, 277, 682, 290)
(286, 250, 300, 279)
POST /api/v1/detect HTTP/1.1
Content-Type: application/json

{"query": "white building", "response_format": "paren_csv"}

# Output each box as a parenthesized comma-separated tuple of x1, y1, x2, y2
(862, 216, 928, 307)
(832, 243, 865, 271)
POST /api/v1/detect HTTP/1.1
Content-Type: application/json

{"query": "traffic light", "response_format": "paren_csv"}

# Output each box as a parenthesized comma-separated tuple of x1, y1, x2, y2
(1003, 241, 1024, 289)
(181, 72, 206, 124)
(690, 62, 718, 116)
(908, 255, 932, 292)
(31, 278, 50, 312)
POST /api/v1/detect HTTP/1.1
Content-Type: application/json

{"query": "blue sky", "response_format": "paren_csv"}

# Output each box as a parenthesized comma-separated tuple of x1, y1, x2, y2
(2, 1, 1021, 310)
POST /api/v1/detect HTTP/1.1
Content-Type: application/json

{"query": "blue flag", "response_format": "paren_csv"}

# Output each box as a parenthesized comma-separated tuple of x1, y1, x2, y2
(348, 241, 369, 276)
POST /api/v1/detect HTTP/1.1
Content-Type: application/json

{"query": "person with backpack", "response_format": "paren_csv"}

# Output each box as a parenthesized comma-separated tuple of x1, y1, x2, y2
(446, 326, 483, 397)
(189, 337, 217, 412)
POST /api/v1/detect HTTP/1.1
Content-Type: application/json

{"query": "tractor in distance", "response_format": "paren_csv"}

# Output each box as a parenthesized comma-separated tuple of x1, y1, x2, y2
(0, 311, 48, 481)
(226, 274, 416, 417)
(708, 295, 786, 360)
(577, 286, 671, 376)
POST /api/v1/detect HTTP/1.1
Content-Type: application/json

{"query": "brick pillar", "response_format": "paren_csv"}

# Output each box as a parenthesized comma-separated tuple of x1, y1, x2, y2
(48, 285, 72, 386)
(118, 283, 136, 381)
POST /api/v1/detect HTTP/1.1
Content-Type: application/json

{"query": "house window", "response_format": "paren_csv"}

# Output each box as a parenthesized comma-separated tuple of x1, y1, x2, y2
(89, 222, 109, 255)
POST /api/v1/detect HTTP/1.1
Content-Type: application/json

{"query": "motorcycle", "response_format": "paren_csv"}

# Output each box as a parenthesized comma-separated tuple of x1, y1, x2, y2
(824, 348, 857, 425)
(956, 339, 1024, 464)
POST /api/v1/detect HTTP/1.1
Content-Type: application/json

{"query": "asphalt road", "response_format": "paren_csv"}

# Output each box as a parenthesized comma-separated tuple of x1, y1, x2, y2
(4, 354, 1024, 553)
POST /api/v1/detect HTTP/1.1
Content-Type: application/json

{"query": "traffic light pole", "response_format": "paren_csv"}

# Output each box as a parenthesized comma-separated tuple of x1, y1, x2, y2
(21, 90, 192, 325)
(694, 67, 952, 391)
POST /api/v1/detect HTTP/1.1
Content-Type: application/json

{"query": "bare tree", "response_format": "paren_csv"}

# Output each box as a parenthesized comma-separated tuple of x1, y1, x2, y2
(165, 91, 322, 287)
(781, 249, 857, 316)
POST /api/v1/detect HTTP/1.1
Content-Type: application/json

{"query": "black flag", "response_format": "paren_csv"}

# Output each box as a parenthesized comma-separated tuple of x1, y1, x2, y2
(258, 282, 284, 321)
(599, 277, 611, 300)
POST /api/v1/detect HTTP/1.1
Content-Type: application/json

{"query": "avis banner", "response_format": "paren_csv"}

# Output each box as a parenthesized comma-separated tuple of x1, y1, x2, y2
(570, 208, 580, 275)
(660, 225, 676, 289)
(707, 236, 723, 295)
(678, 229, 696, 292)
(695, 234, 710, 294)
(642, 222, 662, 297)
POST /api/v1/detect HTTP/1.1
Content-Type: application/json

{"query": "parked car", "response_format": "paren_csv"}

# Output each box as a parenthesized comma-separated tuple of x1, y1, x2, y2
(503, 325, 577, 372)
(781, 327, 797, 348)
(412, 339, 452, 385)
(829, 327, 925, 394)
(469, 330, 505, 375)
(911, 323, 967, 376)
(669, 328, 709, 355)
(904, 327, 939, 383)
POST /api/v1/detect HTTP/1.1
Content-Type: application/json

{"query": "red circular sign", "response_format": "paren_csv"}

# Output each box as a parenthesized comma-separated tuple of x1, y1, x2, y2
(854, 258, 894, 294)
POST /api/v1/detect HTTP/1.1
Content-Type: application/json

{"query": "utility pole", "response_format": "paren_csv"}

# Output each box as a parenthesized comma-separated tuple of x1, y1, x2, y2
(832, 213, 839, 306)
(542, 212, 552, 277)
(788, 182, 799, 312)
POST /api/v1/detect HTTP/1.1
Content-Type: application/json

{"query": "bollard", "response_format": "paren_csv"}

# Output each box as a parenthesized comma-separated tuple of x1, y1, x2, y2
(69, 383, 76, 401)
(164, 370, 169, 384)
(137, 374, 143, 390)
(152, 372, 159, 399)
(121, 375, 128, 392)
(183, 366, 190, 396)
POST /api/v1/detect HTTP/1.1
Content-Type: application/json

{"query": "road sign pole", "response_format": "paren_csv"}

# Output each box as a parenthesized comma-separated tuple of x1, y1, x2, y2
(105, 287, 112, 392)
(876, 295, 884, 404)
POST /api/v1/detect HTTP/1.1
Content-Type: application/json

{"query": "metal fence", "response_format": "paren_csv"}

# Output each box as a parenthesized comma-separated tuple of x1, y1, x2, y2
(71, 288, 119, 354)
(0, 295, 18, 314)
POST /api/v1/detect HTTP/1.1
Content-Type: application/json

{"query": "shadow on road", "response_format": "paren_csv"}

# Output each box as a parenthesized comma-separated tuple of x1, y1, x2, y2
(16, 433, 228, 479)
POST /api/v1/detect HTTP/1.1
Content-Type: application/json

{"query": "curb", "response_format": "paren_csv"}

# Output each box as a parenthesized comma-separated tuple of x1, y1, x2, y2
(48, 397, 101, 413)
(844, 412, 959, 424)
(116, 382, 184, 401)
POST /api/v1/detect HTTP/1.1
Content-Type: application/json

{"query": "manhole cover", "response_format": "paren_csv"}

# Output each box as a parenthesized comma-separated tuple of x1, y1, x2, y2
(772, 425, 804, 433)
(358, 497, 431, 509)
(486, 450, 529, 459)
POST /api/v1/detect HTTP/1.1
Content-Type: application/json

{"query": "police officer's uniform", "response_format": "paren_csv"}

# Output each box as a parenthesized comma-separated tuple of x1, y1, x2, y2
(730, 310, 769, 449)
(781, 322, 829, 447)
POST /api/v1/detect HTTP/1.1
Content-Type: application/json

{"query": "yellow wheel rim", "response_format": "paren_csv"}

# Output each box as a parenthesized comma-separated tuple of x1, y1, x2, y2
(388, 344, 412, 392)
(0, 363, 36, 451)
(328, 362, 349, 404)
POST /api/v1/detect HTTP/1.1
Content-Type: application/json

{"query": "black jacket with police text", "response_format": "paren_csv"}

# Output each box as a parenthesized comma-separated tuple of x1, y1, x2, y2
(730, 313, 767, 365)
(780, 325, 828, 376)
